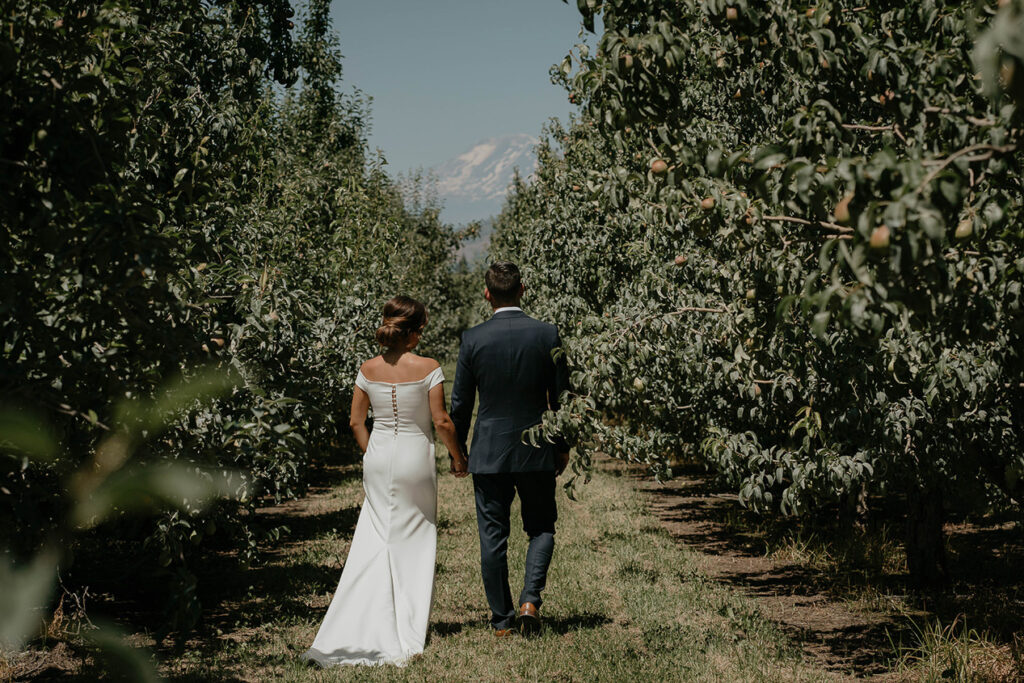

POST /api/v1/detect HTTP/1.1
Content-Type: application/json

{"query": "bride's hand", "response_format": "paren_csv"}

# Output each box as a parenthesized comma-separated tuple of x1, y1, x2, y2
(450, 453, 469, 478)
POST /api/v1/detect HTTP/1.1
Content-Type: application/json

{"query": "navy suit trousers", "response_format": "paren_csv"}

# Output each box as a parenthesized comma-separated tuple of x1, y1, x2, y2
(472, 471, 557, 629)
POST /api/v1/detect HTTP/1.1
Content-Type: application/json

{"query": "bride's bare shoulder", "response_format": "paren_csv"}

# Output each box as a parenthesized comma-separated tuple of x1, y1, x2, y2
(360, 356, 383, 373)
(410, 355, 441, 372)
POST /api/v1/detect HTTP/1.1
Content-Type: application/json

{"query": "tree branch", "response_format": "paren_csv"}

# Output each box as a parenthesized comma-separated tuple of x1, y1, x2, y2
(762, 215, 855, 234)
(916, 143, 1017, 193)
(842, 122, 907, 144)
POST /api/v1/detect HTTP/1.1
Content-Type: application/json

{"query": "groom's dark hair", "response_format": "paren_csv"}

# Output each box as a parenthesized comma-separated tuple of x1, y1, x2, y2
(485, 261, 522, 306)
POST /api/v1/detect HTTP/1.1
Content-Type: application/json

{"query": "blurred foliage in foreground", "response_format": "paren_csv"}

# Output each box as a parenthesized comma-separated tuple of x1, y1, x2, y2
(2, 370, 239, 675)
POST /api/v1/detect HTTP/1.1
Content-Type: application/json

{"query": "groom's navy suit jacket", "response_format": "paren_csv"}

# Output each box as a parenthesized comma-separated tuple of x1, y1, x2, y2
(450, 310, 569, 474)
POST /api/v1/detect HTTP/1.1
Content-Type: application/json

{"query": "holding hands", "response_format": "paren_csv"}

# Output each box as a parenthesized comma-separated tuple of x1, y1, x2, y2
(449, 451, 469, 478)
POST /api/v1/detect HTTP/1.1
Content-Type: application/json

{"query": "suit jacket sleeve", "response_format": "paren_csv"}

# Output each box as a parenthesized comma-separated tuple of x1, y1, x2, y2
(548, 327, 571, 452)
(449, 331, 476, 458)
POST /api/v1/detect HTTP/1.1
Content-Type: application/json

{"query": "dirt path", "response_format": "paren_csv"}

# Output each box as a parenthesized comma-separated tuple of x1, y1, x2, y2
(632, 466, 901, 679)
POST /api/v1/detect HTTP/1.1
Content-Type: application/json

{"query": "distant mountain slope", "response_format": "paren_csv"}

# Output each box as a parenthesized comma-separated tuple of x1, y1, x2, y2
(455, 216, 495, 264)
(432, 133, 538, 225)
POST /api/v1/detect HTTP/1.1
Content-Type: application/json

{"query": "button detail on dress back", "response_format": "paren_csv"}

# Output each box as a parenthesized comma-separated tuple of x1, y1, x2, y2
(391, 384, 398, 435)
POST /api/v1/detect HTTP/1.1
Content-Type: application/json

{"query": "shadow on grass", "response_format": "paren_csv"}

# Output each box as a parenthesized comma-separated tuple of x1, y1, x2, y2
(544, 612, 613, 634)
(8, 461, 366, 681)
(426, 612, 612, 643)
(148, 464, 364, 663)
(189, 506, 362, 637)
(430, 620, 465, 638)
(261, 504, 362, 548)
(624, 459, 1024, 677)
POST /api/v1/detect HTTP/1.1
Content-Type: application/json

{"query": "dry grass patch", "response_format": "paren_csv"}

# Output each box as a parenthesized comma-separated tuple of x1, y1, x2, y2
(888, 615, 1024, 682)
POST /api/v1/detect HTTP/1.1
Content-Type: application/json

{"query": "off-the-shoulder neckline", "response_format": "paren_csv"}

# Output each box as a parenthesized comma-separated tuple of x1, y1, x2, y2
(358, 367, 442, 385)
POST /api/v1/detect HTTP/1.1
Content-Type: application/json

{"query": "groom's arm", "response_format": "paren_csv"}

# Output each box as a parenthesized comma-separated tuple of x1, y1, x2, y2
(449, 332, 476, 459)
(549, 328, 570, 412)
(547, 327, 571, 462)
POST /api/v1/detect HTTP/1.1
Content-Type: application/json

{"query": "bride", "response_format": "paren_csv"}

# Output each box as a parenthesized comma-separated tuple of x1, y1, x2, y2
(302, 295, 468, 667)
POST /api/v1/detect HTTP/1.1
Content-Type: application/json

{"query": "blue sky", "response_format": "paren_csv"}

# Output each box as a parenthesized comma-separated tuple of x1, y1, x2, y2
(329, 0, 588, 173)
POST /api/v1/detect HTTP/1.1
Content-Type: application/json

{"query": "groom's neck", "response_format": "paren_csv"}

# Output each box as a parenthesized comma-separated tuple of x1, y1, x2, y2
(490, 301, 522, 312)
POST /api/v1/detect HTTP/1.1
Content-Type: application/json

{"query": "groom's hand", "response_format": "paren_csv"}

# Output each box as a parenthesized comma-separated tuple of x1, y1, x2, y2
(555, 450, 570, 476)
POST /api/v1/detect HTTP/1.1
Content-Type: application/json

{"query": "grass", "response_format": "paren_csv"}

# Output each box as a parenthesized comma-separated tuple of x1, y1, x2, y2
(887, 615, 1024, 682)
(709, 504, 907, 584)
(764, 522, 1024, 681)
(12, 458, 1022, 682)
(765, 526, 906, 580)
(146, 453, 830, 682)
(680, 481, 1024, 681)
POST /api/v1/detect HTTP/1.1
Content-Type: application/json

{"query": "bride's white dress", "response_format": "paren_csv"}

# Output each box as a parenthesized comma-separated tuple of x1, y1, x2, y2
(302, 367, 443, 667)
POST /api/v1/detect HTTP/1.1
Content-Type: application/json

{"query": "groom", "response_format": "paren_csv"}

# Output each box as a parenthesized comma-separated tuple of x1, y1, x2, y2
(450, 261, 570, 636)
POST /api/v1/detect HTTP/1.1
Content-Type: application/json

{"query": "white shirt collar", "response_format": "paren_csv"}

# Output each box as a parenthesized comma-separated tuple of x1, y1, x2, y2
(493, 306, 523, 315)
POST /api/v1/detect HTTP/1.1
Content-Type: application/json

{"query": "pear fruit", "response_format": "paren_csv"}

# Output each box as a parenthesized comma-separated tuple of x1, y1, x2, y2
(869, 224, 891, 249)
(834, 193, 854, 224)
(955, 219, 973, 240)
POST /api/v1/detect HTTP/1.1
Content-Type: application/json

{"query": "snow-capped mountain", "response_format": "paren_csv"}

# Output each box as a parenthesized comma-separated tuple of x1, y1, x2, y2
(432, 133, 538, 224)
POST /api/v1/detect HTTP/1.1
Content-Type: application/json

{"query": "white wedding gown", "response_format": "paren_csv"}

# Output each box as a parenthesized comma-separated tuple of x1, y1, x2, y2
(302, 367, 443, 667)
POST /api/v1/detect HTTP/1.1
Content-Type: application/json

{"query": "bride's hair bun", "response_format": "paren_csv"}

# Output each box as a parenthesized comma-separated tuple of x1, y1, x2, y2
(375, 295, 428, 349)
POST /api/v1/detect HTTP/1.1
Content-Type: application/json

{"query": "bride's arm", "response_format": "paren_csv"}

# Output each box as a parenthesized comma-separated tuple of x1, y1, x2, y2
(349, 386, 371, 453)
(428, 384, 468, 477)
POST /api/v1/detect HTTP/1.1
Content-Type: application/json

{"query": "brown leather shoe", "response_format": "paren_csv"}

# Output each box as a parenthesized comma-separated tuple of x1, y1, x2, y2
(494, 628, 515, 638)
(518, 602, 540, 635)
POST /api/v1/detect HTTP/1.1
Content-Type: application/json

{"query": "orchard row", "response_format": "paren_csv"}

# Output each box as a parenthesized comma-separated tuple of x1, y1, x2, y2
(493, 0, 1024, 583)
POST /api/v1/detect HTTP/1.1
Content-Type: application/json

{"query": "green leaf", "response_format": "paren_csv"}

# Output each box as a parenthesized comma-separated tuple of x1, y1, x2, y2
(71, 462, 246, 529)
(83, 621, 161, 683)
(811, 310, 831, 337)
(114, 366, 241, 436)
(0, 548, 58, 651)
(0, 409, 57, 460)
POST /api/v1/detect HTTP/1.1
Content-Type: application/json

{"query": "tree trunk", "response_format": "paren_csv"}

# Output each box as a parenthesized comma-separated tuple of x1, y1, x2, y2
(839, 482, 869, 532)
(904, 486, 948, 586)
